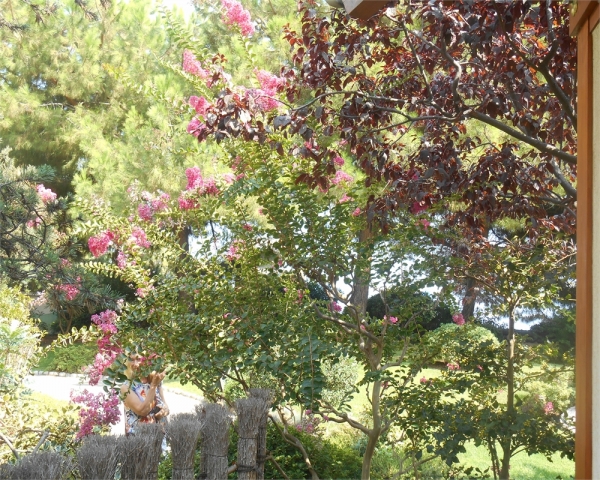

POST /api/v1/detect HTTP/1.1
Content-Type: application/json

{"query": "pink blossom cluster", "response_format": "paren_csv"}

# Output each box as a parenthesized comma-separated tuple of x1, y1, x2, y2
(137, 192, 170, 222)
(88, 231, 115, 257)
(86, 310, 121, 385)
(187, 117, 207, 138)
(384, 315, 398, 324)
(136, 285, 155, 298)
(331, 170, 353, 185)
(544, 401, 554, 415)
(419, 219, 431, 230)
(26, 217, 43, 228)
(255, 69, 285, 95)
(130, 227, 151, 248)
(339, 193, 353, 204)
(178, 196, 199, 210)
(333, 155, 344, 167)
(36, 184, 57, 203)
(221, 0, 254, 36)
(242, 223, 253, 231)
(447, 362, 460, 371)
(452, 313, 465, 326)
(245, 88, 280, 112)
(179, 167, 220, 210)
(186, 166, 204, 190)
(222, 173, 236, 184)
(352, 207, 362, 217)
(183, 49, 210, 79)
(295, 410, 322, 435)
(330, 302, 342, 313)
(189, 95, 211, 115)
(225, 243, 241, 262)
(116, 251, 128, 269)
(86, 350, 119, 386)
(56, 282, 80, 301)
(70, 389, 120, 439)
(92, 310, 118, 336)
(184, 166, 219, 195)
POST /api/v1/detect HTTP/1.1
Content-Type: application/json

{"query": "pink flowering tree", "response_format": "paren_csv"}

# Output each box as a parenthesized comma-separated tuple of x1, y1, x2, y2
(73, 2, 573, 478)
(80, 154, 451, 476)
(71, 5, 451, 478)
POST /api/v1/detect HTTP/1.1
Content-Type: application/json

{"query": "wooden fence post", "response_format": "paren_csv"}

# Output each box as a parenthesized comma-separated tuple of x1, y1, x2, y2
(249, 389, 273, 480)
(236, 397, 269, 480)
(76, 434, 119, 480)
(166, 413, 202, 480)
(196, 403, 232, 480)
(119, 424, 163, 480)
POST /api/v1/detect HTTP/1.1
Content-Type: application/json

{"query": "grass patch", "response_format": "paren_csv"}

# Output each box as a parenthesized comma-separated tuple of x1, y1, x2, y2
(460, 442, 574, 479)
(163, 378, 204, 397)
(24, 391, 72, 411)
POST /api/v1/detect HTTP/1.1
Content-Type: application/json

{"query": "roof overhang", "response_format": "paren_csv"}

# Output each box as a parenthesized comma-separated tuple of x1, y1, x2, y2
(342, 0, 389, 20)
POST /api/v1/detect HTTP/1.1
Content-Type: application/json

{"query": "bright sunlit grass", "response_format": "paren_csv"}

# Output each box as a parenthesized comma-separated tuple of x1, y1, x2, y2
(25, 391, 72, 412)
(163, 377, 204, 397)
(460, 442, 574, 480)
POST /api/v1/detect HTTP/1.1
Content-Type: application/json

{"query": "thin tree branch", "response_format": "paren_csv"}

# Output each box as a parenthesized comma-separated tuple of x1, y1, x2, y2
(469, 110, 576, 166)
(266, 454, 290, 480)
(0, 430, 20, 461)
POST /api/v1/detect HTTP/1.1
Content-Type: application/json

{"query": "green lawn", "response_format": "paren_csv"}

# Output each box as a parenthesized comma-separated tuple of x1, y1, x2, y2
(460, 442, 573, 479)
(24, 391, 72, 411)
(163, 377, 204, 397)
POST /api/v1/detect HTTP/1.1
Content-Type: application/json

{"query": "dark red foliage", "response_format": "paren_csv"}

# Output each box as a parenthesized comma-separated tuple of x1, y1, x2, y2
(194, 0, 577, 238)
(282, 0, 576, 235)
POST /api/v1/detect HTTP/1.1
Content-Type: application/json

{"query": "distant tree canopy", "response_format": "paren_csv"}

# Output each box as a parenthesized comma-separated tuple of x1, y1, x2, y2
(0, 0, 200, 208)
(366, 288, 453, 331)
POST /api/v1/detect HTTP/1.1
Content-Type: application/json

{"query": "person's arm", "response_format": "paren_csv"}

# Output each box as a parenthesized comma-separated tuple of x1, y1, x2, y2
(121, 372, 165, 417)
(155, 384, 170, 420)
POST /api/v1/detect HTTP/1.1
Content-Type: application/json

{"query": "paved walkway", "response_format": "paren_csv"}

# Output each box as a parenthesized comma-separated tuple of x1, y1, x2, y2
(24, 374, 204, 436)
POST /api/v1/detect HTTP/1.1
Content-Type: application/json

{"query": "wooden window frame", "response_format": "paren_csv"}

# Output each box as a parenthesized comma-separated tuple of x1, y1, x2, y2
(571, 1, 598, 478)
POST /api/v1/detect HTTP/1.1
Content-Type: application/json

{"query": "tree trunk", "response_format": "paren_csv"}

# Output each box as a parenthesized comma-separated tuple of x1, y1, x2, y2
(361, 380, 382, 480)
(499, 442, 512, 480)
(461, 276, 477, 321)
(499, 308, 516, 480)
(350, 227, 373, 319)
(351, 226, 380, 480)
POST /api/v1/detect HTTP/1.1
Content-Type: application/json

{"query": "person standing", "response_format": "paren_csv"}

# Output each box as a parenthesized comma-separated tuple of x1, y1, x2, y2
(121, 354, 170, 436)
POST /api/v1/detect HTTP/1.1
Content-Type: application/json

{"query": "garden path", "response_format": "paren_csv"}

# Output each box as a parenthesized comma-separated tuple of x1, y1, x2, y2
(23, 374, 204, 435)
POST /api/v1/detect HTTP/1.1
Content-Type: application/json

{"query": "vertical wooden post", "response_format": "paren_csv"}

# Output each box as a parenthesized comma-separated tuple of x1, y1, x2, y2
(576, 12, 594, 480)
(249, 389, 273, 480)
(197, 403, 232, 480)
